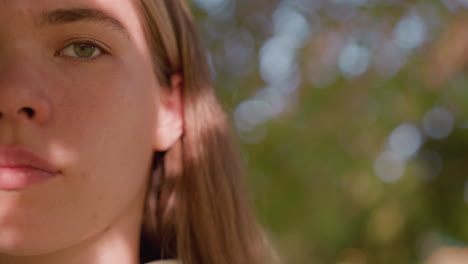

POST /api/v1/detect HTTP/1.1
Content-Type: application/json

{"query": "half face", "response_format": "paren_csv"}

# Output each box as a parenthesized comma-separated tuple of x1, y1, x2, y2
(0, 0, 162, 256)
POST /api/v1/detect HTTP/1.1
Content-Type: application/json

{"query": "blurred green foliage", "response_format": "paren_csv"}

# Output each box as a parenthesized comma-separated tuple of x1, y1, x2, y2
(192, 0, 468, 263)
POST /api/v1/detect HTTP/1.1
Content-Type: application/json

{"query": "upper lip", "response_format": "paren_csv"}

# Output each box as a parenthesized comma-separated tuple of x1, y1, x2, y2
(0, 147, 60, 173)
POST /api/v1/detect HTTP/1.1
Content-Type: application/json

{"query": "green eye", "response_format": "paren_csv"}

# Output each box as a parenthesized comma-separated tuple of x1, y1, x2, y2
(61, 42, 103, 59)
(73, 43, 96, 58)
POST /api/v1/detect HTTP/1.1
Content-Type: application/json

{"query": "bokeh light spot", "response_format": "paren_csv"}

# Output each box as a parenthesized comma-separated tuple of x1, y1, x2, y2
(338, 41, 370, 78)
(259, 36, 298, 84)
(388, 123, 423, 161)
(273, 3, 311, 44)
(393, 12, 427, 50)
(234, 99, 274, 132)
(374, 151, 405, 183)
(422, 107, 454, 140)
(194, 0, 235, 18)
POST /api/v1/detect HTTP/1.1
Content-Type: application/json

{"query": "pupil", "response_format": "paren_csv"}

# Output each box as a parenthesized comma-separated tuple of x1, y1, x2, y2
(74, 44, 95, 58)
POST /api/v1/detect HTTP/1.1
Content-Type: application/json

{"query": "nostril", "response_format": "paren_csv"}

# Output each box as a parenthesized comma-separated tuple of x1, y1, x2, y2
(19, 107, 35, 118)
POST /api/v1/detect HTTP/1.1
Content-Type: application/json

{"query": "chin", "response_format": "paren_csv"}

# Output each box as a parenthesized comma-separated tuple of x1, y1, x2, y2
(0, 214, 67, 256)
(0, 230, 50, 256)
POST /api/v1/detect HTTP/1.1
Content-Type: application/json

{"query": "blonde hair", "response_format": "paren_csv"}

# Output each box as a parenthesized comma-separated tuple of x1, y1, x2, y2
(136, 1, 272, 263)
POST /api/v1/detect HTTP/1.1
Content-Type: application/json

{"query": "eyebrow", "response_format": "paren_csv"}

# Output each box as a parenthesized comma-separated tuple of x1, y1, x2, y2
(39, 8, 130, 39)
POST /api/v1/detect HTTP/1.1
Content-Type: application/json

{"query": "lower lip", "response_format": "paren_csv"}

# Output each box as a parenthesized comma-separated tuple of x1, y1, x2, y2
(0, 167, 58, 190)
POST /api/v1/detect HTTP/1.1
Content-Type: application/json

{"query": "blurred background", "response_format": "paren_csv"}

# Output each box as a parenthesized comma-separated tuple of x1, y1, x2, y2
(190, 0, 468, 263)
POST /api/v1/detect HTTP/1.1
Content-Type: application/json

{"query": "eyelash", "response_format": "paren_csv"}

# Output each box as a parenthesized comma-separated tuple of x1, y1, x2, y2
(55, 40, 108, 61)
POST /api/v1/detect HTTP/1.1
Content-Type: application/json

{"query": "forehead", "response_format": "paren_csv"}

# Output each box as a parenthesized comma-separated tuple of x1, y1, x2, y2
(0, 0, 144, 33)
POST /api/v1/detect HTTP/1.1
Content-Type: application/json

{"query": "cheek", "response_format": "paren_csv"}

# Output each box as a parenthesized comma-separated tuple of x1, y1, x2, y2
(50, 58, 158, 148)
(52, 59, 158, 182)
(16, 59, 160, 249)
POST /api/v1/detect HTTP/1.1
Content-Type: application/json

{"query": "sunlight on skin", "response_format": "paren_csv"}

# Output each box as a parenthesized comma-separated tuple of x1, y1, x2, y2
(0, 0, 182, 263)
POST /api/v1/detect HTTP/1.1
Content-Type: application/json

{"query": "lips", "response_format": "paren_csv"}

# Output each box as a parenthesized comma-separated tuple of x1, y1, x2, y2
(0, 147, 60, 190)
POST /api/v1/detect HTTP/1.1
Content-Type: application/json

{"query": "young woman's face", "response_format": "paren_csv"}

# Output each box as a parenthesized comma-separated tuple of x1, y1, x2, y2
(0, 0, 167, 256)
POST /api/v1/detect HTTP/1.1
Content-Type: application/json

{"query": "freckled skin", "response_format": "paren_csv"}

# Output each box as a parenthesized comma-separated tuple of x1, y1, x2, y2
(0, 0, 167, 261)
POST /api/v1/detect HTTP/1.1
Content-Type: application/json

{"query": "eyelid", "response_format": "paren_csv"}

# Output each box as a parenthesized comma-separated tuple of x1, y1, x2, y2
(55, 37, 112, 61)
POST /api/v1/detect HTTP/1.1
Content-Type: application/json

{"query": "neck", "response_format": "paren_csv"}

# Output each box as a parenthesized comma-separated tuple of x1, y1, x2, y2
(0, 191, 146, 264)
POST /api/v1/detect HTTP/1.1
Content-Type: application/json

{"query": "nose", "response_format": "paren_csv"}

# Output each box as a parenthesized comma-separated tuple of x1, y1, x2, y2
(0, 66, 52, 125)
(0, 89, 51, 124)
